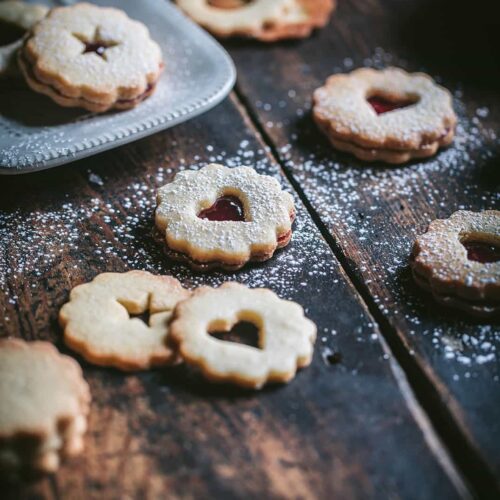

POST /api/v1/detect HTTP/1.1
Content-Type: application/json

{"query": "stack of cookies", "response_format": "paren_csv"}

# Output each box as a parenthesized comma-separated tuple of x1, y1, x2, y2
(0, 339, 90, 477)
(313, 67, 457, 164)
(18, 2, 164, 112)
(1, 2, 164, 112)
(175, 0, 336, 41)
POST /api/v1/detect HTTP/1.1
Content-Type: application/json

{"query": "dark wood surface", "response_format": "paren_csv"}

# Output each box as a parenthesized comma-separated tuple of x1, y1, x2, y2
(226, 0, 500, 496)
(1, 0, 499, 498)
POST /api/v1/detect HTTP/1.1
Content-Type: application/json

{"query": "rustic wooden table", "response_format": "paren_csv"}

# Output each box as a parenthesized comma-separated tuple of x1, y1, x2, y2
(1, 0, 499, 498)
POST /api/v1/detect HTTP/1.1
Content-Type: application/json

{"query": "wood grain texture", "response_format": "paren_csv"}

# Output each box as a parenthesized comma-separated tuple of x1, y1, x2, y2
(225, 0, 500, 494)
(0, 93, 464, 498)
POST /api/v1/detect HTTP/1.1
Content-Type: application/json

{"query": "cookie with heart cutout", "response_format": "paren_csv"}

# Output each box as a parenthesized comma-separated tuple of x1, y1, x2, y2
(175, 0, 335, 41)
(155, 163, 296, 271)
(313, 67, 457, 164)
(0, 1, 48, 78)
(18, 2, 163, 112)
(411, 210, 500, 318)
(60, 271, 191, 371)
(0, 339, 90, 476)
(169, 282, 317, 389)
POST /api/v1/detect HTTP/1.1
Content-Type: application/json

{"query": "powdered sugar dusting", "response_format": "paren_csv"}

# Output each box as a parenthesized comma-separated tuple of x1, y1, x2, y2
(255, 48, 500, 376)
(0, 146, 359, 368)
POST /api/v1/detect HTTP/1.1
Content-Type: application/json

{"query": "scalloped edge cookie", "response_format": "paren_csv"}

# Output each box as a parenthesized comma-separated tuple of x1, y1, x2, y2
(0, 339, 90, 476)
(175, 0, 335, 41)
(19, 3, 163, 112)
(170, 282, 317, 388)
(60, 271, 191, 371)
(411, 210, 500, 318)
(155, 164, 296, 271)
(313, 67, 457, 164)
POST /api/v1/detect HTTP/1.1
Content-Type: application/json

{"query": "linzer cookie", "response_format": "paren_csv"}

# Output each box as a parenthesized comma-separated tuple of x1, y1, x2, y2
(60, 271, 191, 371)
(170, 282, 317, 389)
(411, 211, 500, 318)
(155, 164, 296, 271)
(175, 0, 335, 41)
(313, 67, 457, 164)
(0, 1, 48, 77)
(18, 3, 163, 112)
(0, 339, 90, 476)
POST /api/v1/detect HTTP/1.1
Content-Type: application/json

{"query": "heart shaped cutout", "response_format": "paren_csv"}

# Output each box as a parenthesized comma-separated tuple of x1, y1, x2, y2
(367, 96, 416, 115)
(462, 240, 500, 263)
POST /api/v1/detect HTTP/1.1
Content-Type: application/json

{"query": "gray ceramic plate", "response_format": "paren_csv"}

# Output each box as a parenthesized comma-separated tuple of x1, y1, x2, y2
(0, 0, 236, 174)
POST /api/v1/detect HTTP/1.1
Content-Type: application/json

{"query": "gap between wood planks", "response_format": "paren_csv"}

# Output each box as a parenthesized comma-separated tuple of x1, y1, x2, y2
(229, 89, 500, 499)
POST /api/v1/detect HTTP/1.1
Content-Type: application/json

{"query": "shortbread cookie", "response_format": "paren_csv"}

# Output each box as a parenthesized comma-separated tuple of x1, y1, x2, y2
(19, 3, 163, 112)
(170, 282, 317, 388)
(411, 210, 500, 318)
(0, 1, 48, 77)
(155, 164, 296, 271)
(0, 339, 90, 476)
(175, 0, 335, 41)
(60, 271, 191, 371)
(313, 67, 457, 164)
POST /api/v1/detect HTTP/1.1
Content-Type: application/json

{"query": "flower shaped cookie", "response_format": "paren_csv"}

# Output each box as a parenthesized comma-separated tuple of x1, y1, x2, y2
(175, 0, 335, 41)
(155, 164, 296, 271)
(313, 67, 457, 164)
(411, 210, 500, 317)
(60, 271, 191, 370)
(170, 282, 317, 388)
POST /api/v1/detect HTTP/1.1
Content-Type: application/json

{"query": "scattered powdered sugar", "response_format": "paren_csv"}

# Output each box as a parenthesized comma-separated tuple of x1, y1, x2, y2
(0, 147, 356, 367)
(255, 48, 500, 377)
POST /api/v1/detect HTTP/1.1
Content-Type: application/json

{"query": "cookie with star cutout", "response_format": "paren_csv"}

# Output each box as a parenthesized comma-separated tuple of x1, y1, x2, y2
(18, 3, 163, 112)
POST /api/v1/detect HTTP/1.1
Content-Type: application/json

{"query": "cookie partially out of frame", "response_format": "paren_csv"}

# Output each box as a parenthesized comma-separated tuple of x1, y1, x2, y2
(170, 282, 317, 389)
(18, 2, 163, 112)
(411, 210, 500, 318)
(0, 339, 90, 476)
(0, 1, 48, 78)
(60, 271, 191, 371)
(313, 67, 457, 164)
(176, 0, 335, 41)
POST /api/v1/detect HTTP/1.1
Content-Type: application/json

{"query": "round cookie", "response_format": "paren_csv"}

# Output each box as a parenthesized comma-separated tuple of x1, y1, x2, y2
(170, 282, 317, 389)
(411, 210, 500, 318)
(60, 271, 191, 371)
(155, 163, 296, 271)
(313, 67, 457, 164)
(0, 339, 90, 476)
(18, 2, 163, 112)
(175, 0, 335, 41)
(0, 1, 48, 78)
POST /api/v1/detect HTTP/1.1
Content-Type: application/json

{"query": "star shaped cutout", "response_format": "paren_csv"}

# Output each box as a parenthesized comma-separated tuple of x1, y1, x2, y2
(73, 27, 119, 60)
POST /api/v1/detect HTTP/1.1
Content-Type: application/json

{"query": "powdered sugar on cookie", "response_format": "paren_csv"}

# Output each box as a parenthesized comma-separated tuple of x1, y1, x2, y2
(313, 67, 457, 163)
(176, 0, 334, 41)
(155, 163, 295, 270)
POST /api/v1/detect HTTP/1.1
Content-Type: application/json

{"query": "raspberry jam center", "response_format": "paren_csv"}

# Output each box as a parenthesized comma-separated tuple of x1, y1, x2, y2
(463, 241, 500, 263)
(198, 196, 245, 222)
(367, 96, 414, 115)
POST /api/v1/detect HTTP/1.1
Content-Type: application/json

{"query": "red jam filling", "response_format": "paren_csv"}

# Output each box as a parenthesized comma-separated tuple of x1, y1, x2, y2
(367, 96, 415, 115)
(198, 196, 245, 222)
(463, 241, 500, 263)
